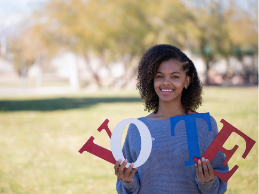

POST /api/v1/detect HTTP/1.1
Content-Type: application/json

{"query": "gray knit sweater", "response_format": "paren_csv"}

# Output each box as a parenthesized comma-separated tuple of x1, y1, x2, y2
(116, 116, 228, 194)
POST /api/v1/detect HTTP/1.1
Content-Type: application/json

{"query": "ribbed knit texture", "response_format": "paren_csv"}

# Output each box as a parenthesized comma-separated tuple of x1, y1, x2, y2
(116, 116, 228, 194)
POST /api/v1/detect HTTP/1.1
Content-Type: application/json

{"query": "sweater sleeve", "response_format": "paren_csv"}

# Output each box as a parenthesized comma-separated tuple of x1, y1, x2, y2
(116, 123, 140, 194)
(196, 116, 228, 194)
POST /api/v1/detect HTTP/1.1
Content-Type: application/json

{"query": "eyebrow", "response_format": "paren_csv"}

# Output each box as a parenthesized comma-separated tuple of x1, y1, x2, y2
(156, 71, 181, 75)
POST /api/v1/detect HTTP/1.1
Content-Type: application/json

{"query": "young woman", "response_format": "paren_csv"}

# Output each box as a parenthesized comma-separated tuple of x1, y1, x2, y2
(114, 44, 228, 194)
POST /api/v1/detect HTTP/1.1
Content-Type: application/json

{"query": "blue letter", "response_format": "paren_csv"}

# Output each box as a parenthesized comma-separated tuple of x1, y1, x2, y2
(170, 112, 212, 166)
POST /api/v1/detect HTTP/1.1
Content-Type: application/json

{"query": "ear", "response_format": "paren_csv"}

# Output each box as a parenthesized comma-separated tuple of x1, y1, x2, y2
(185, 76, 191, 89)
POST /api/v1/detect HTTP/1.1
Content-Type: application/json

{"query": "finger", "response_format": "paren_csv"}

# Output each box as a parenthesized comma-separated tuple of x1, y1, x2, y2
(129, 165, 138, 180)
(202, 157, 209, 182)
(118, 159, 128, 180)
(123, 163, 134, 180)
(198, 159, 205, 183)
(114, 160, 122, 175)
(195, 163, 200, 181)
(206, 159, 215, 181)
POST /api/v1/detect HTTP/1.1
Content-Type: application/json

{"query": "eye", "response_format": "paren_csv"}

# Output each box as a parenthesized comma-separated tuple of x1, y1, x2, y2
(156, 75, 163, 78)
(172, 76, 179, 79)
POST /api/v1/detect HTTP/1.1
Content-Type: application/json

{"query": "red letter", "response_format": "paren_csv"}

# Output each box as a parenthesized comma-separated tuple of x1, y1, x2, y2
(78, 119, 116, 165)
(97, 119, 112, 138)
(194, 119, 256, 182)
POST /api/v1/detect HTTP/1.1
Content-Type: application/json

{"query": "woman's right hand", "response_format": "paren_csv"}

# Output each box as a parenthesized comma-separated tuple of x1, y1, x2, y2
(114, 159, 138, 183)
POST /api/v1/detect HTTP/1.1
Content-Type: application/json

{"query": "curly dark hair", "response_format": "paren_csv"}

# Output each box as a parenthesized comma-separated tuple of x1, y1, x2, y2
(136, 44, 203, 114)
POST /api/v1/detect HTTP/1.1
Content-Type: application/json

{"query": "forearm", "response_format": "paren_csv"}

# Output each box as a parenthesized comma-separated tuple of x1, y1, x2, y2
(116, 174, 140, 194)
(196, 176, 227, 194)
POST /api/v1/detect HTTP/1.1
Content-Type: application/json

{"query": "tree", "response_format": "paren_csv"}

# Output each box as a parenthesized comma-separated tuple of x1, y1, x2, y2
(27, 0, 257, 88)
(8, 29, 36, 77)
(187, 0, 258, 84)
(32, 0, 198, 88)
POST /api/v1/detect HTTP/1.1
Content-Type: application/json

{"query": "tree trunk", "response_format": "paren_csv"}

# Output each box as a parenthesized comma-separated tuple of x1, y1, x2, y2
(21, 61, 27, 89)
(204, 59, 210, 85)
(84, 55, 102, 89)
(93, 73, 102, 88)
(120, 55, 135, 88)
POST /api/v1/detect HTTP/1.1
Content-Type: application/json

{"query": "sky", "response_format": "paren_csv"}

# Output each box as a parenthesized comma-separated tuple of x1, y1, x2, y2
(0, 0, 51, 14)
(0, 0, 49, 36)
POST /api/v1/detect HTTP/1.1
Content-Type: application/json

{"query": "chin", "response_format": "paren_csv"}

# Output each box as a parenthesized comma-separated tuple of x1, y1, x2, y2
(159, 97, 175, 102)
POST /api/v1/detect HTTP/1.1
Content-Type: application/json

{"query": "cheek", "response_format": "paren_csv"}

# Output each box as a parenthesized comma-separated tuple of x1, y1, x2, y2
(154, 80, 161, 89)
(171, 79, 182, 86)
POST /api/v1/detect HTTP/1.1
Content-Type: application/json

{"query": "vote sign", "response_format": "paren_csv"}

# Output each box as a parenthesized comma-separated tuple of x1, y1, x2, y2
(78, 113, 256, 182)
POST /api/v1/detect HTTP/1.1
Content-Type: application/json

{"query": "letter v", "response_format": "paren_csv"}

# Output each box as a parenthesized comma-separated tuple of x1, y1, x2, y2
(78, 119, 116, 164)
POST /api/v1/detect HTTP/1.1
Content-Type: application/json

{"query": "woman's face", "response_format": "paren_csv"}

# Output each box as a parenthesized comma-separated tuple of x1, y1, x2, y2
(154, 59, 190, 103)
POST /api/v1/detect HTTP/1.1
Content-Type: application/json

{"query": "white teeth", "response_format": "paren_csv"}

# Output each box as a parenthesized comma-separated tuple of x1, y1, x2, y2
(162, 89, 173, 92)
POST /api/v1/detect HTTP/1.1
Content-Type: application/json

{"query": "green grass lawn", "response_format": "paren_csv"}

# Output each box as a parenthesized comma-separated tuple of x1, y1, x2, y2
(0, 87, 257, 194)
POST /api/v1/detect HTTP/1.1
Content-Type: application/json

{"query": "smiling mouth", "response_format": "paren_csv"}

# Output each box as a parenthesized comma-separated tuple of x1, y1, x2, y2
(161, 89, 174, 92)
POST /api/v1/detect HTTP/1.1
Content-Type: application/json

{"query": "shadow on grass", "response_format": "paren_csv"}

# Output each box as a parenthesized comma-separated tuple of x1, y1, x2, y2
(0, 97, 142, 112)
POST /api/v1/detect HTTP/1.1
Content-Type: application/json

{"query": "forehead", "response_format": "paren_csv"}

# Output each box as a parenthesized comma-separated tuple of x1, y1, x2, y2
(157, 59, 183, 72)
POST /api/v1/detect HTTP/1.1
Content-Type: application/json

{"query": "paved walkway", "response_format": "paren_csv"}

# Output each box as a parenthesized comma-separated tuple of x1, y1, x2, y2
(0, 86, 78, 96)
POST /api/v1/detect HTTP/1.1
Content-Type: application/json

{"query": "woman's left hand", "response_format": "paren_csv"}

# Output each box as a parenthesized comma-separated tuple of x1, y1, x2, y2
(195, 157, 215, 183)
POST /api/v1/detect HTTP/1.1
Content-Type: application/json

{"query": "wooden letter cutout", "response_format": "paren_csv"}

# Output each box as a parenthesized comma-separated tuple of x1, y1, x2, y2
(78, 119, 116, 164)
(171, 113, 212, 166)
(110, 118, 152, 168)
(193, 119, 256, 182)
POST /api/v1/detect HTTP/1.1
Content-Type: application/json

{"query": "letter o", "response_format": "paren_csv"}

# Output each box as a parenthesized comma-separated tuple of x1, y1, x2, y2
(110, 118, 152, 168)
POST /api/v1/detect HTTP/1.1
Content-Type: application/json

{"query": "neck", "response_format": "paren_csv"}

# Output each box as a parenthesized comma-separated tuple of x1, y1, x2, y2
(156, 99, 186, 118)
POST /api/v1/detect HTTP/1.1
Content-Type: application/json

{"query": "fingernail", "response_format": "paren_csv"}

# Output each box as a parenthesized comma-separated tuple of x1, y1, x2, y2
(202, 157, 205, 161)
(206, 159, 209, 162)
(198, 159, 201, 164)
(130, 163, 133, 167)
(124, 159, 128, 163)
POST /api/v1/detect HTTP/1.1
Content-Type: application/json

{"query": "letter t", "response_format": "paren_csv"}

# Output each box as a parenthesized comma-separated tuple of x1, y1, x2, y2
(170, 113, 212, 166)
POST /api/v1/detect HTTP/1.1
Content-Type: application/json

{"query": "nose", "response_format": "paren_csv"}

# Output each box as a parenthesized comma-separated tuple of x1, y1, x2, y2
(162, 77, 172, 85)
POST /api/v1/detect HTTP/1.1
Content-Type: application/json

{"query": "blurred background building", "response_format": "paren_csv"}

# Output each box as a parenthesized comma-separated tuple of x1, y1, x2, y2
(0, 0, 257, 95)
